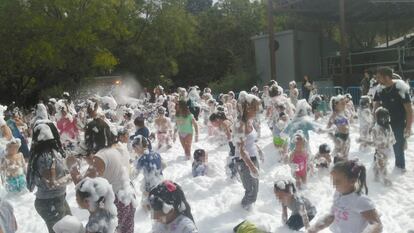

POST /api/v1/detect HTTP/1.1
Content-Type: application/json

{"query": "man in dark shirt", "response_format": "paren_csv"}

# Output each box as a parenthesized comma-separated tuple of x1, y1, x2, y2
(374, 67, 413, 171)
(361, 70, 371, 96)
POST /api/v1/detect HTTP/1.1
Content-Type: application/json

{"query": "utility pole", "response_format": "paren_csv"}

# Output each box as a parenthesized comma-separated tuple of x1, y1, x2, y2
(268, 0, 276, 81)
(339, 0, 348, 87)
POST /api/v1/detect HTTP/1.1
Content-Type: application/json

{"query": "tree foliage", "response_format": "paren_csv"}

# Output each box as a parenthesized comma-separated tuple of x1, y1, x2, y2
(1, 0, 413, 105)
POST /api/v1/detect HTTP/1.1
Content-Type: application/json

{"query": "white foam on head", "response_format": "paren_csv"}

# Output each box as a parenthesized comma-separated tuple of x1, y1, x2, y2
(35, 103, 48, 120)
(238, 91, 260, 104)
(394, 79, 411, 99)
(76, 177, 117, 216)
(34, 122, 54, 141)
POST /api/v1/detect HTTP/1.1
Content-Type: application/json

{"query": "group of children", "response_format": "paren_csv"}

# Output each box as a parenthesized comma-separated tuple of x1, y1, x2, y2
(0, 80, 398, 233)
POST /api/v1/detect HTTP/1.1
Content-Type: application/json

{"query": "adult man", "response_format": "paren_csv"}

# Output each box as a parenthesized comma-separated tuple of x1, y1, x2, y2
(361, 70, 371, 96)
(374, 67, 413, 171)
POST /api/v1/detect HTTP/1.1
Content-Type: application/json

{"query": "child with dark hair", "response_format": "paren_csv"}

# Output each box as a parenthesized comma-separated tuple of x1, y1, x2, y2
(192, 149, 208, 177)
(358, 107, 395, 186)
(273, 180, 316, 231)
(130, 116, 152, 151)
(308, 160, 382, 233)
(27, 104, 72, 233)
(310, 95, 324, 121)
(85, 117, 117, 154)
(121, 109, 135, 136)
(132, 135, 164, 206)
(314, 143, 332, 169)
(75, 177, 118, 233)
(149, 181, 198, 233)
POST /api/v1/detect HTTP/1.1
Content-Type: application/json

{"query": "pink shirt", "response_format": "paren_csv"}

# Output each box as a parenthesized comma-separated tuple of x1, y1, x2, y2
(57, 117, 79, 140)
(292, 152, 307, 177)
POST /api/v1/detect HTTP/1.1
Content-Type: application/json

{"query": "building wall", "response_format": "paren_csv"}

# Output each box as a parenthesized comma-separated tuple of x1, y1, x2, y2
(296, 31, 322, 82)
(252, 30, 296, 88)
(252, 30, 336, 89)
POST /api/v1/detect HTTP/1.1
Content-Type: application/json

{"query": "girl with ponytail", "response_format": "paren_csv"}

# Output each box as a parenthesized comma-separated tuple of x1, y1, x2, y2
(308, 160, 383, 233)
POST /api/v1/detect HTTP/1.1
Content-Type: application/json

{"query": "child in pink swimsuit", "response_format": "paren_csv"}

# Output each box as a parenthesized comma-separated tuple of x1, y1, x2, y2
(290, 130, 308, 189)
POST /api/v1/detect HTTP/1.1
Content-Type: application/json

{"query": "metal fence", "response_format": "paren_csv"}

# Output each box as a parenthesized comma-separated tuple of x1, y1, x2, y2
(345, 86, 362, 106)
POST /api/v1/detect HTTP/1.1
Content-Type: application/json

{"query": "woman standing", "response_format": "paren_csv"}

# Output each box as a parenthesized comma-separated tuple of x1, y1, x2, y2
(302, 75, 313, 102)
(233, 91, 261, 211)
(26, 104, 72, 233)
(69, 101, 136, 233)
(174, 100, 199, 160)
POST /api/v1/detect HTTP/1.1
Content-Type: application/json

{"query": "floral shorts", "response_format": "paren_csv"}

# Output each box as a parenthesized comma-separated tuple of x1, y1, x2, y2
(6, 174, 26, 193)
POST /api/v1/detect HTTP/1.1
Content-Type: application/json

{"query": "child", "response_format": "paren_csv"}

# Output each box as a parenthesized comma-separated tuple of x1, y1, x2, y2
(358, 96, 373, 151)
(308, 160, 383, 233)
(344, 94, 356, 122)
(130, 116, 152, 151)
(310, 95, 323, 121)
(149, 181, 198, 233)
(154, 107, 173, 149)
(209, 112, 236, 179)
(289, 81, 299, 107)
(174, 100, 199, 160)
(326, 95, 350, 163)
(168, 94, 177, 123)
(314, 143, 332, 169)
(206, 99, 217, 137)
(192, 149, 208, 177)
(76, 177, 118, 233)
(228, 91, 238, 120)
(358, 107, 395, 186)
(289, 131, 308, 189)
(223, 94, 235, 121)
(0, 138, 26, 193)
(273, 180, 316, 231)
(200, 93, 213, 126)
(121, 109, 135, 136)
(132, 135, 164, 209)
(272, 111, 289, 163)
(56, 104, 79, 147)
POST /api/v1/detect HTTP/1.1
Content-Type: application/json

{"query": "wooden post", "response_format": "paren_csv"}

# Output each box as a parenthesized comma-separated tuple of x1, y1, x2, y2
(268, 0, 276, 81)
(339, 0, 348, 87)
